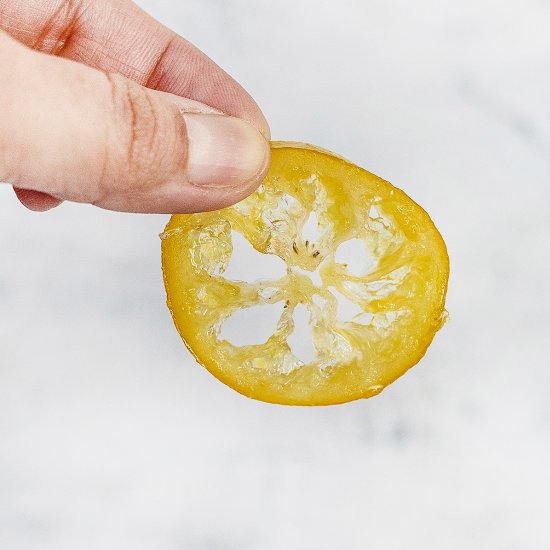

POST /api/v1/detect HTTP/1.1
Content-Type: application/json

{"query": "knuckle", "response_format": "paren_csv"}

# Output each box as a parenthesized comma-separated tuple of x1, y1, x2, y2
(32, 0, 83, 55)
(101, 72, 170, 197)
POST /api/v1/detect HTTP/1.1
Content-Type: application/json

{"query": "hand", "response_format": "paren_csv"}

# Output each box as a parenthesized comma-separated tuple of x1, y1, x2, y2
(0, 0, 270, 213)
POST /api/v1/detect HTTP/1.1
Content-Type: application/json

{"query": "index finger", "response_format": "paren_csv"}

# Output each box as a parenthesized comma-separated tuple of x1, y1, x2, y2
(0, 0, 270, 138)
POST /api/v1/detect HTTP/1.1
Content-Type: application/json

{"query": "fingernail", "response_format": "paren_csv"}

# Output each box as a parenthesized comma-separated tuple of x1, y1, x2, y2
(183, 114, 269, 188)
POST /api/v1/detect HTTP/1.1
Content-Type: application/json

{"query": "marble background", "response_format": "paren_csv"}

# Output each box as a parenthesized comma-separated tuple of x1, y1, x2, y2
(1, 0, 550, 548)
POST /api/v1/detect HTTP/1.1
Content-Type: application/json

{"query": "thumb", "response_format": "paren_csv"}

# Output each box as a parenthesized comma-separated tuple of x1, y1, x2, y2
(0, 32, 270, 214)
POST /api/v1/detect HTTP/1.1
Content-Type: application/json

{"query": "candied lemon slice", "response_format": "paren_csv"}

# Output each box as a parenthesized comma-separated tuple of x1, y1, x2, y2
(161, 142, 449, 405)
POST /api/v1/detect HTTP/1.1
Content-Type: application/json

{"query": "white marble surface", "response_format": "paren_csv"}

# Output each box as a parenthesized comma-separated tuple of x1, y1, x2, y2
(1, 0, 550, 548)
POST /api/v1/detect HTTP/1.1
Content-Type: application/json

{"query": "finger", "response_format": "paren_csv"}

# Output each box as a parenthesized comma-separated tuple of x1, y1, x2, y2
(13, 188, 63, 211)
(11, 92, 227, 213)
(0, 32, 270, 213)
(0, 0, 270, 138)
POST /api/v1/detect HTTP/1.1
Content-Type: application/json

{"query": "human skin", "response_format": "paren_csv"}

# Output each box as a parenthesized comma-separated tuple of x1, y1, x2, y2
(0, 0, 271, 213)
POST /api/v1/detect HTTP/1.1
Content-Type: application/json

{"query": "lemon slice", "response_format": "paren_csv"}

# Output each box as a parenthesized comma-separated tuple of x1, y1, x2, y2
(161, 142, 449, 405)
